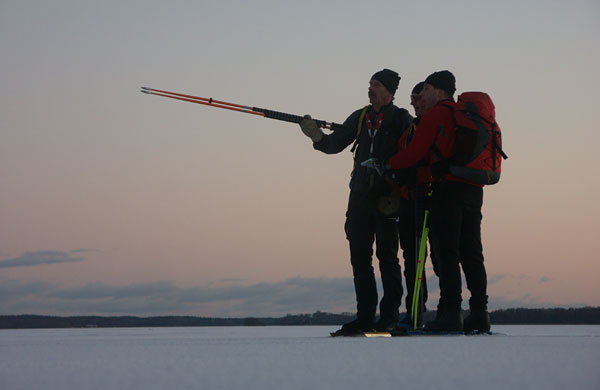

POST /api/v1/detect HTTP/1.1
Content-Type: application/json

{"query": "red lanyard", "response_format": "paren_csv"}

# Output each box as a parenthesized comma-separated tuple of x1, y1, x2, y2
(365, 112, 384, 156)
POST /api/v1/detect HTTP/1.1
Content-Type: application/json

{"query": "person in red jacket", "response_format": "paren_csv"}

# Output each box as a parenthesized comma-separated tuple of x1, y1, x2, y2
(396, 81, 431, 329)
(388, 70, 490, 333)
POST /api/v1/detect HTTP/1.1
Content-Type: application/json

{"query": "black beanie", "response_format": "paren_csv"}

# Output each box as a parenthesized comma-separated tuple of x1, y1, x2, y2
(411, 81, 425, 95)
(424, 70, 456, 96)
(371, 69, 400, 95)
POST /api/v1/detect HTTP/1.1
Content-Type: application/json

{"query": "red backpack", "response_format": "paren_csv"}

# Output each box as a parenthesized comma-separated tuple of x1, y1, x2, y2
(447, 92, 507, 185)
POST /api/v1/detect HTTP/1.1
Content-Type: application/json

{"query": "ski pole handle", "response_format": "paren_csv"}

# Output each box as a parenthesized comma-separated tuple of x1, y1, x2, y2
(253, 107, 343, 131)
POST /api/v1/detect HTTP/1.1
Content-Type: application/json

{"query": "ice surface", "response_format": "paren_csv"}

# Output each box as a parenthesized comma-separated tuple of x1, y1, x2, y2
(1, 325, 598, 390)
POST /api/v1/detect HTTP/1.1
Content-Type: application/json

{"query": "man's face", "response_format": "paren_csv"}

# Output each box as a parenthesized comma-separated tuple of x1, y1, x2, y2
(410, 93, 424, 118)
(419, 83, 442, 113)
(368, 79, 393, 108)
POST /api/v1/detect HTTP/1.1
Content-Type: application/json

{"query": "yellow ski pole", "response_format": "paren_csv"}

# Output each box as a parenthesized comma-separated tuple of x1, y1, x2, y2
(411, 209, 429, 329)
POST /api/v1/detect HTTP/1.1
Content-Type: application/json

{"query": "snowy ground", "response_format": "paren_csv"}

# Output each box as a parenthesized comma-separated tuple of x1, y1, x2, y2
(1, 325, 598, 390)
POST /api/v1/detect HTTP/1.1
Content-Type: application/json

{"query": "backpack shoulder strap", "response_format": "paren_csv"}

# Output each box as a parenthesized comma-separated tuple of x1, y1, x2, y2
(350, 105, 370, 153)
(439, 102, 454, 113)
(356, 105, 370, 138)
(431, 102, 456, 169)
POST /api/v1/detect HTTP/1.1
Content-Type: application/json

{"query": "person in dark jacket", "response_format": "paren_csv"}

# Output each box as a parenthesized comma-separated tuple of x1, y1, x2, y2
(387, 70, 490, 333)
(299, 69, 413, 335)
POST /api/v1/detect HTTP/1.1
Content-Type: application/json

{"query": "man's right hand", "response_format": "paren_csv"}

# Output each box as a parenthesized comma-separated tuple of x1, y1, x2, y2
(299, 115, 324, 143)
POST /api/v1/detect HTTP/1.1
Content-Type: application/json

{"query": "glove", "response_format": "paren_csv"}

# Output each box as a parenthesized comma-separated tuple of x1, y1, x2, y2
(360, 158, 388, 176)
(386, 168, 417, 185)
(299, 115, 324, 142)
(431, 160, 450, 178)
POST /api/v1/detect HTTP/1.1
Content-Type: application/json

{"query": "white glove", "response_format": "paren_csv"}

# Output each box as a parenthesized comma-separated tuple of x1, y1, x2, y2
(299, 115, 324, 142)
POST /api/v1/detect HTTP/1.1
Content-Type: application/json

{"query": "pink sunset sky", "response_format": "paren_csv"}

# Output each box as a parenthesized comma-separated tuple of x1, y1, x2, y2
(1, 0, 599, 317)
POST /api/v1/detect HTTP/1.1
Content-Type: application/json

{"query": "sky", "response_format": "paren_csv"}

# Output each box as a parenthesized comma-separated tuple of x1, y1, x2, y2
(1, 0, 599, 317)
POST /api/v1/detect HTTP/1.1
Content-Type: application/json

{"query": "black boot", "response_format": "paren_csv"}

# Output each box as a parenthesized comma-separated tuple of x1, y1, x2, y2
(398, 313, 413, 329)
(332, 318, 375, 336)
(424, 311, 463, 332)
(398, 312, 424, 329)
(374, 315, 399, 332)
(463, 311, 491, 333)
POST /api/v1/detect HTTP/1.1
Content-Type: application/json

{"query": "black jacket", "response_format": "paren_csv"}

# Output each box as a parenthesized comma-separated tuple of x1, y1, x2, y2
(313, 103, 413, 195)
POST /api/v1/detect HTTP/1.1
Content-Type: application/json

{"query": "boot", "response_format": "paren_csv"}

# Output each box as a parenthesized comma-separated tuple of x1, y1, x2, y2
(331, 318, 375, 336)
(463, 311, 491, 333)
(424, 311, 463, 332)
(398, 312, 424, 329)
(398, 313, 413, 329)
(374, 315, 399, 332)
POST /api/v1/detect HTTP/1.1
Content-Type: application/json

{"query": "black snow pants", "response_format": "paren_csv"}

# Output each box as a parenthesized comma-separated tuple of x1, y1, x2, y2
(345, 191, 403, 324)
(397, 198, 429, 314)
(429, 181, 488, 313)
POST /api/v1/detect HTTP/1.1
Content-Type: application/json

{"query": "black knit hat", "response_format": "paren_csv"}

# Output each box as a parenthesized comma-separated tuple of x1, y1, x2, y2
(424, 70, 456, 96)
(411, 81, 425, 96)
(371, 69, 400, 95)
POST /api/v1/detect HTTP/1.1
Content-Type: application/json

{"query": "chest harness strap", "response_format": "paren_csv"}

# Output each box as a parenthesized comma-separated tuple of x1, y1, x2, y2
(365, 111, 384, 157)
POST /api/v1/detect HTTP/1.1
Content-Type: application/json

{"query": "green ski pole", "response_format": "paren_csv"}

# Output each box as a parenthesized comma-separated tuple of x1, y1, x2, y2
(411, 209, 429, 329)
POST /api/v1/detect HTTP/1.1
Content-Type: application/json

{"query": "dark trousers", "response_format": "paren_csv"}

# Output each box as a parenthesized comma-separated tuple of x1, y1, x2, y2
(345, 192, 402, 323)
(397, 199, 428, 314)
(429, 181, 488, 313)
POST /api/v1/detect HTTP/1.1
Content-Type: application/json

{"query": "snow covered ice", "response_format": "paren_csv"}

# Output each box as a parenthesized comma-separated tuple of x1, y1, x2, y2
(1, 325, 598, 390)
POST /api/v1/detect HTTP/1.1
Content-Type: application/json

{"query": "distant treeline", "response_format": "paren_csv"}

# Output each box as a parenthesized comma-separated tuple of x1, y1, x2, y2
(1, 307, 599, 329)
(0, 311, 352, 329)
(490, 307, 600, 324)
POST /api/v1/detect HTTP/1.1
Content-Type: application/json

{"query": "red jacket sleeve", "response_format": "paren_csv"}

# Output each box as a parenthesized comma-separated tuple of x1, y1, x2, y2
(388, 102, 455, 169)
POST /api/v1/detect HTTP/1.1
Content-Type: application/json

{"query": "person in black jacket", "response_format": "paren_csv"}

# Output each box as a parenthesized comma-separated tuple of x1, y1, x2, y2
(299, 69, 413, 335)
